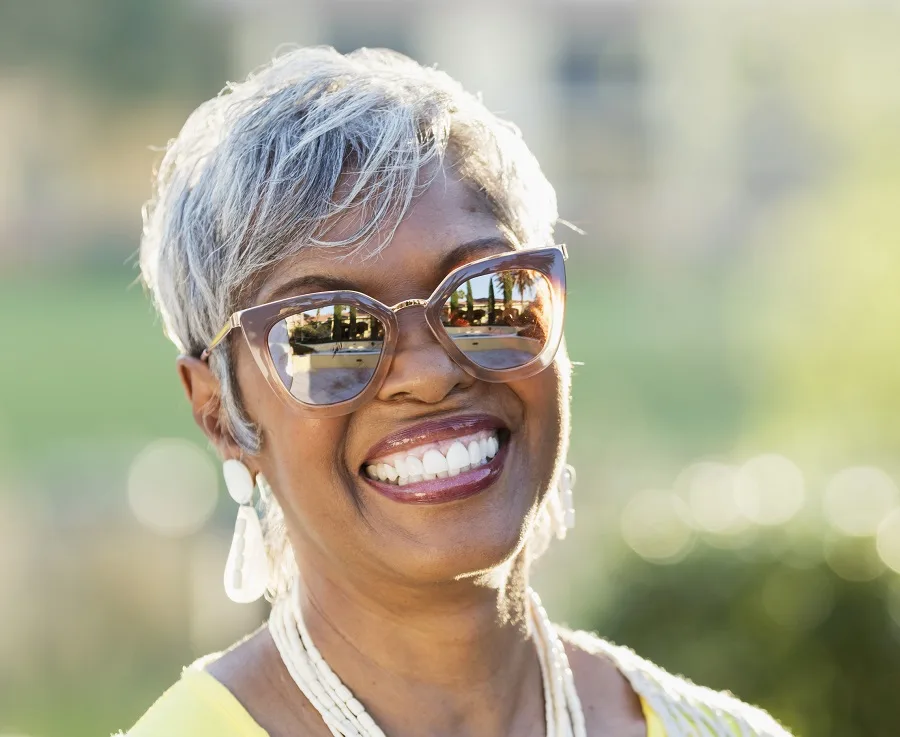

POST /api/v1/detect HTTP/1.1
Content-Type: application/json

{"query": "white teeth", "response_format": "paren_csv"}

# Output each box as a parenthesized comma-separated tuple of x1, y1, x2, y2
(422, 449, 449, 475)
(365, 430, 502, 486)
(405, 455, 424, 476)
(447, 442, 469, 476)
(487, 436, 498, 459)
(394, 456, 409, 479)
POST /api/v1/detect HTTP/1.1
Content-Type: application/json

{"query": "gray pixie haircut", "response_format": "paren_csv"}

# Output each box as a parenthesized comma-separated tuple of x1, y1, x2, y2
(140, 45, 558, 455)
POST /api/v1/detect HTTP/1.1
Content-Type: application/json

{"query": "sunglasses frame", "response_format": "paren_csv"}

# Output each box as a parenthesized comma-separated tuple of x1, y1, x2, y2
(200, 244, 567, 417)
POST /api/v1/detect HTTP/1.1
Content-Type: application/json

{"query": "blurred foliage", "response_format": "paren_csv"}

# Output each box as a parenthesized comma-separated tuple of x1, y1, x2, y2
(593, 546, 900, 737)
(734, 175, 900, 465)
(0, 0, 228, 102)
(0, 272, 197, 461)
(726, 9, 900, 466)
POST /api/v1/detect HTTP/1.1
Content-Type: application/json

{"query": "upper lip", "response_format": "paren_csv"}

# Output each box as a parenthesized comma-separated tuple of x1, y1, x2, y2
(362, 413, 507, 465)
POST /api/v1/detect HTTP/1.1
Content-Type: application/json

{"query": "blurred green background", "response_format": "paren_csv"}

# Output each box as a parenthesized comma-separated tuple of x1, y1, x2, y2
(2, 2, 900, 736)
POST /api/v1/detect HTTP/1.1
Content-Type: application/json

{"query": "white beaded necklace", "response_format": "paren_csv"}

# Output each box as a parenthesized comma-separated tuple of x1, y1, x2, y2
(268, 587, 587, 737)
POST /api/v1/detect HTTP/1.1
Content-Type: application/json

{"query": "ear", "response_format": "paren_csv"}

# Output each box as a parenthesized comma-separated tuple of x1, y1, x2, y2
(176, 355, 243, 459)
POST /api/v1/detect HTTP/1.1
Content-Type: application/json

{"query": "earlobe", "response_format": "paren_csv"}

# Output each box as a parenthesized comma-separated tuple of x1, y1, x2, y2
(176, 355, 240, 456)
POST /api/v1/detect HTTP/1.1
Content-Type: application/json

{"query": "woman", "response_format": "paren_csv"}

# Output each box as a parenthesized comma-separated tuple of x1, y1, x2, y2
(124, 47, 792, 737)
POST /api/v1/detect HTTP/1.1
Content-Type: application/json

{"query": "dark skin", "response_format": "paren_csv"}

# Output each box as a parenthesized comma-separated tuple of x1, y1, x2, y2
(177, 171, 647, 737)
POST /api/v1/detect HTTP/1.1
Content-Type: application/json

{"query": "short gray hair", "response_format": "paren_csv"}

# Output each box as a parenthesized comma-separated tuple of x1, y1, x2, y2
(140, 45, 558, 454)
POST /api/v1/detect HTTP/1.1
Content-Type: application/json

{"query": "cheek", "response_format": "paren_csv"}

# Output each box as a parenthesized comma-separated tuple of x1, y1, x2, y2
(523, 358, 568, 430)
(511, 357, 570, 480)
(232, 345, 352, 518)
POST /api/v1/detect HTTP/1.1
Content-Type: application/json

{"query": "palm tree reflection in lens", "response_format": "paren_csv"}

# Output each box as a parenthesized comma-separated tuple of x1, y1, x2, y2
(442, 269, 551, 370)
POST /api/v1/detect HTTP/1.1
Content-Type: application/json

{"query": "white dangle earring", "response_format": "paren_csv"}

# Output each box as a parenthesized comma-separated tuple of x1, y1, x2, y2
(222, 459, 269, 603)
(551, 463, 577, 540)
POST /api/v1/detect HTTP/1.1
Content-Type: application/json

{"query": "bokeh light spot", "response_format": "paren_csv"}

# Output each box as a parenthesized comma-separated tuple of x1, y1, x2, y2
(824, 467, 898, 537)
(876, 509, 900, 574)
(128, 438, 219, 537)
(676, 462, 748, 535)
(735, 454, 805, 526)
(620, 489, 694, 564)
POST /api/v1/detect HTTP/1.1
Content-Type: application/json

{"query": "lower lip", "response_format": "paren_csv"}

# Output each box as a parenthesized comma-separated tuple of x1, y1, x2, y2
(363, 441, 509, 505)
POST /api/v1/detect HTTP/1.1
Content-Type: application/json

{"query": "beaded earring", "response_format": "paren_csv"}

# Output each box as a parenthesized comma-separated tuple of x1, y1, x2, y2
(560, 463, 576, 530)
(550, 463, 576, 540)
(222, 459, 269, 603)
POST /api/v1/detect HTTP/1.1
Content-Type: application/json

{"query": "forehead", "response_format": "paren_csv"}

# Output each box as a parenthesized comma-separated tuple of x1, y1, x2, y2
(256, 173, 513, 304)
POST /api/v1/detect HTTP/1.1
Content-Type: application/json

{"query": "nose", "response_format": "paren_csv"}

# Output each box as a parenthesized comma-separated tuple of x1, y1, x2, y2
(376, 306, 475, 404)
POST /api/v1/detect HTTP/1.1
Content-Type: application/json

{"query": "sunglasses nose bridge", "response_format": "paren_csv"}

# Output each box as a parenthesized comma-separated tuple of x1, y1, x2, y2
(386, 298, 448, 355)
(389, 298, 429, 313)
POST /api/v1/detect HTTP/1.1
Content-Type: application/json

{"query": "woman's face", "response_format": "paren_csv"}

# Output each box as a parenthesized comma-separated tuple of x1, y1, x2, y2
(232, 174, 570, 586)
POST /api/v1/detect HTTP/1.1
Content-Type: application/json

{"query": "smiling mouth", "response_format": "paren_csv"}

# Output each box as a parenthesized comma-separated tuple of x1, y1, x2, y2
(360, 416, 511, 504)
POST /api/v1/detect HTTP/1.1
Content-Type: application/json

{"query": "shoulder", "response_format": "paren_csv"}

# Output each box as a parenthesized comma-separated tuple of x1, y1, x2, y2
(117, 657, 269, 737)
(558, 629, 649, 737)
(563, 629, 795, 737)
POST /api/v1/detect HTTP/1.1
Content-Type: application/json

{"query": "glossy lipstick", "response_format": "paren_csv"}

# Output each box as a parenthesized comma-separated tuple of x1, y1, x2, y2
(363, 414, 506, 462)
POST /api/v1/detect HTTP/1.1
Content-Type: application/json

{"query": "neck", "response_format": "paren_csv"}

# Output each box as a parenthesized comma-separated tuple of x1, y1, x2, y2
(288, 551, 545, 737)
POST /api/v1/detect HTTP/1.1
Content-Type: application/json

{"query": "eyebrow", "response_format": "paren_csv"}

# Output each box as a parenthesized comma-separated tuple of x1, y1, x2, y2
(436, 236, 517, 275)
(262, 274, 358, 303)
(260, 236, 517, 304)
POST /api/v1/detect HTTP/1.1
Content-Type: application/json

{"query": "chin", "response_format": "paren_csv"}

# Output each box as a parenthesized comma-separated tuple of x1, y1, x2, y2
(387, 503, 537, 585)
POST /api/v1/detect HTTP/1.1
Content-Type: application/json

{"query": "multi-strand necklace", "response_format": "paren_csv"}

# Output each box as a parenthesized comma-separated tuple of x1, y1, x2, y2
(268, 587, 586, 737)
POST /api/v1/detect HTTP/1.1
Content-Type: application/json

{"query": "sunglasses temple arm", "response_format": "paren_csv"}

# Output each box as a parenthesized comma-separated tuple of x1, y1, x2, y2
(200, 315, 239, 362)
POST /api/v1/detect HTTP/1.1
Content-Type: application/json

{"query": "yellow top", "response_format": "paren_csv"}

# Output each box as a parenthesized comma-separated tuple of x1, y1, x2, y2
(123, 666, 666, 736)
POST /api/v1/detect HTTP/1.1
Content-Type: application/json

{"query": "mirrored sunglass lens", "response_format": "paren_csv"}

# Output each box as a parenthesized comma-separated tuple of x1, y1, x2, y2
(267, 305, 385, 405)
(441, 269, 553, 370)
